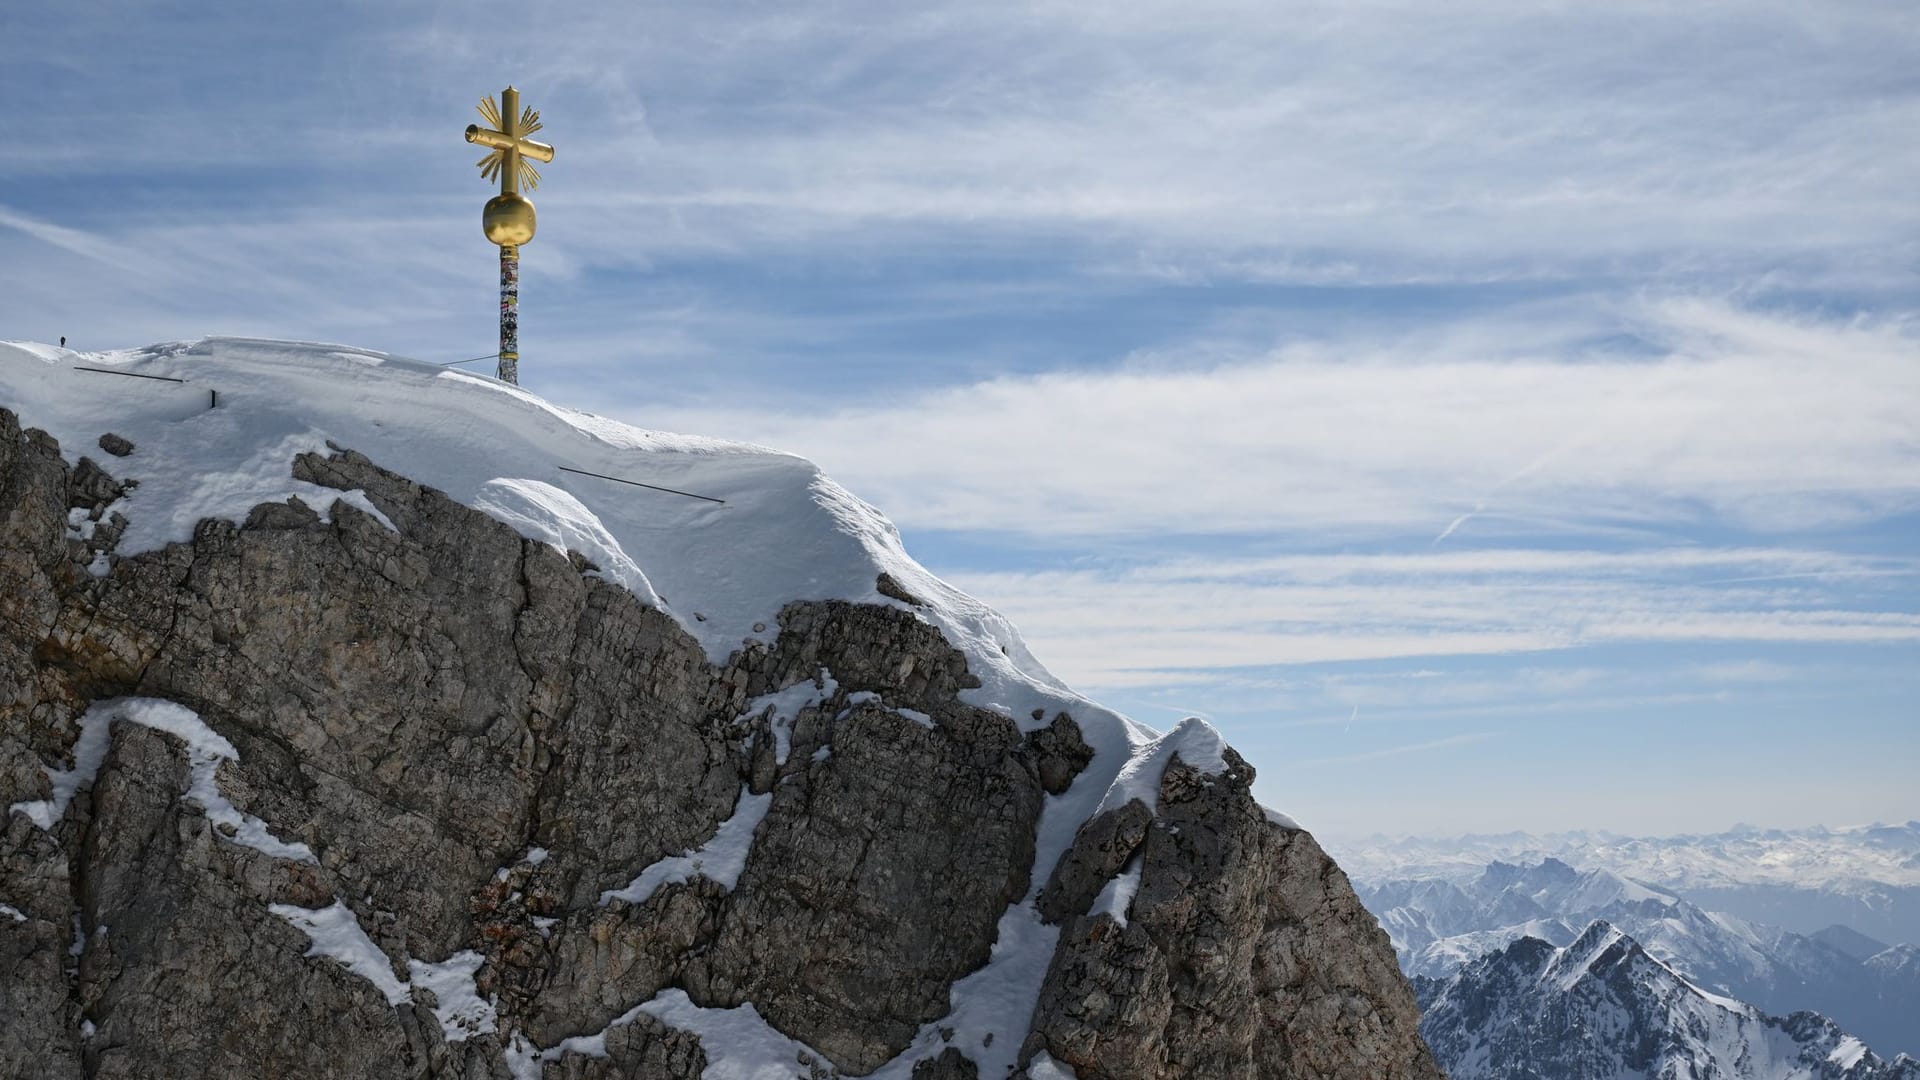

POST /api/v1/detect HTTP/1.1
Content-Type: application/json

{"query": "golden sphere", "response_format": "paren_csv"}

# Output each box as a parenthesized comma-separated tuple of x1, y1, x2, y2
(483, 193, 537, 246)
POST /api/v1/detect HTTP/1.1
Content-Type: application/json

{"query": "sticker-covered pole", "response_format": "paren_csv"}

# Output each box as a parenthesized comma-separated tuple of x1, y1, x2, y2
(464, 85, 553, 387)
(498, 244, 520, 384)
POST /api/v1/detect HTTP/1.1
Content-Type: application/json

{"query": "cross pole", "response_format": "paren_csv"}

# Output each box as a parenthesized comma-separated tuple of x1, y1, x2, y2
(465, 87, 556, 385)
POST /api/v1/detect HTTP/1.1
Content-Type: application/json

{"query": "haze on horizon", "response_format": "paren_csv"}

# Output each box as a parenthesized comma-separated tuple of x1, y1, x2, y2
(2, 1, 1915, 837)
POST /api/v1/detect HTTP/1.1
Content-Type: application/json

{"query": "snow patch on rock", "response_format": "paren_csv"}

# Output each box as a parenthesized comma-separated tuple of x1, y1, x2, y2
(739, 670, 837, 766)
(269, 901, 409, 1006)
(472, 477, 660, 607)
(506, 989, 833, 1080)
(10, 697, 314, 862)
(638, 989, 833, 1077)
(408, 950, 498, 1042)
(1094, 715, 1230, 818)
(1026, 1050, 1080, 1080)
(1092, 853, 1145, 929)
(600, 785, 773, 907)
(866, 902, 1062, 1078)
(273, 903, 499, 1041)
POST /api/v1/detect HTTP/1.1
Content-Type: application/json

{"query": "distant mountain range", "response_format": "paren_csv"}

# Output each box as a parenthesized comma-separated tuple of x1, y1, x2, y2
(1332, 821, 1920, 944)
(1416, 921, 1920, 1080)
(1356, 855, 1920, 1060)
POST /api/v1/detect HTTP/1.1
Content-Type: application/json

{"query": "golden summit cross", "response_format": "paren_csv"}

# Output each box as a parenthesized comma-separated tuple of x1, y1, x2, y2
(464, 87, 556, 385)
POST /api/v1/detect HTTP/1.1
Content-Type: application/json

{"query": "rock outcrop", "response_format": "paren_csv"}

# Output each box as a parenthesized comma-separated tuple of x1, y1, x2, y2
(0, 405, 1439, 1079)
(1027, 756, 1437, 1079)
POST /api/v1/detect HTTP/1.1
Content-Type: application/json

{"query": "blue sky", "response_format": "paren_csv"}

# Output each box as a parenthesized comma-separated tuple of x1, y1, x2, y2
(3, 1, 1916, 837)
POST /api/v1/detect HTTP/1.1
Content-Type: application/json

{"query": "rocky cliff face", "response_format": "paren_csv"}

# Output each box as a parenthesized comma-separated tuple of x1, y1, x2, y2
(0, 401, 1440, 1079)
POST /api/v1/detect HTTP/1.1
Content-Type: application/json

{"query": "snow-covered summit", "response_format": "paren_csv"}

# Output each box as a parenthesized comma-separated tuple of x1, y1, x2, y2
(1, 337, 1052, 699)
(0, 333, 1273, 830)
(0, 336, 1441, 1080)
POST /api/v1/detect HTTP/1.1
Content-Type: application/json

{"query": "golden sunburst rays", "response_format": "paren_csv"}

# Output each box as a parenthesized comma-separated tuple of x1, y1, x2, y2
(472, 97, 547, 191)
(476, 150, 543, 191)
(474, 95, 510, 185)
(476, 147, 508, 185)
(475, 96, 543, 136)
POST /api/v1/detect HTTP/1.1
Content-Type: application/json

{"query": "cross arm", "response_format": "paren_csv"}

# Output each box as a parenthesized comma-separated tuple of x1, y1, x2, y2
(465, 125, 557, 163)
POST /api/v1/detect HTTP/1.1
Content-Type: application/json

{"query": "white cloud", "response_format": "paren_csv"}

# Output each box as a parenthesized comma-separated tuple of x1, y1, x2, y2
(11, 1, 1918, 291)
(452, 0, 1914, 281)
(938, 546, 1919, 688)
(0, 206, 153, 275)
(1299, 731, 1499, 766)
(647, 300, 1920, 541)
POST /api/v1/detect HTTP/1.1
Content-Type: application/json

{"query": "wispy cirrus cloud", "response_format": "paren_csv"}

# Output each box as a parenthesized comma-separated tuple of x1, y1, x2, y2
(0, 207, 153, 274)
(438, 0, 1920, 285)
(648, 300, 1920, 542)
(4, 0, 1918, 359)
(942, 546, 1920, 688)
(1299, 731, 1499, 766)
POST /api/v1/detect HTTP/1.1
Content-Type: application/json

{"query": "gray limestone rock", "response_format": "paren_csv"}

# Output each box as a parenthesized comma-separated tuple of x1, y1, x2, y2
(1037, 799, 1153, 925)
(875, 571, 926, 608)
(1025, 753, 1443, 1080)
(1024, 711, 1094, 797)
(520, 879, 726, 1046)
(0, 408, 1439, 1079)
(912, 1047, 982, 1079)
(684, 699, 1045, 1073)
(0, 814, 82, 1080)
(75, 725, 435, 1080)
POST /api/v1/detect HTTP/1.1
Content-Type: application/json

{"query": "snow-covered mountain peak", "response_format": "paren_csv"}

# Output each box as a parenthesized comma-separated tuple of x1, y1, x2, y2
(1865, 943, 1920, 978)
(1535, 856, 1577, 878)
(1419, 923, 1920, 1080)
(1547, 919, 1634, 983)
